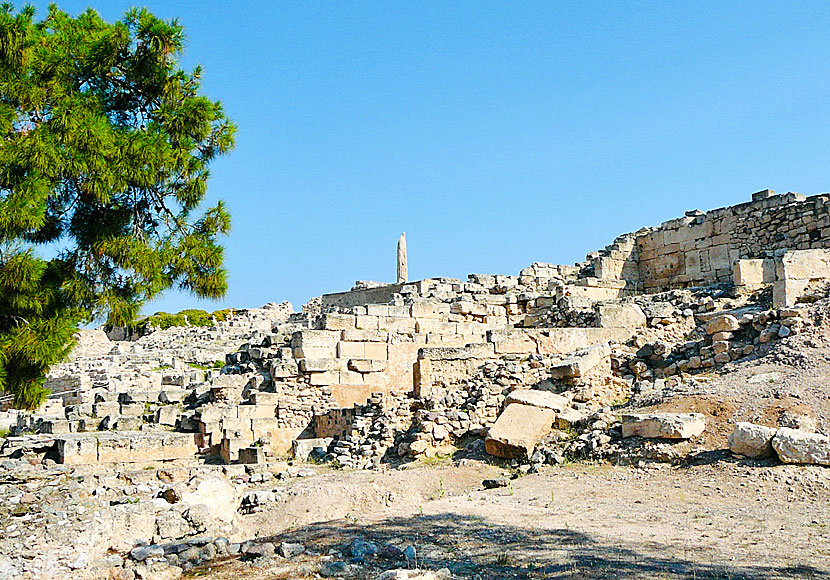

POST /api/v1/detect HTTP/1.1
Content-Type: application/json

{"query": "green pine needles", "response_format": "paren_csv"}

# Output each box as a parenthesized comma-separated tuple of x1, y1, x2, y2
(0, 4, 236, 409)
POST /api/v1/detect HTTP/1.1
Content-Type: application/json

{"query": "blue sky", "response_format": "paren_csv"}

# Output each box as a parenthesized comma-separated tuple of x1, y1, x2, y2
(30, 1, 830, 314)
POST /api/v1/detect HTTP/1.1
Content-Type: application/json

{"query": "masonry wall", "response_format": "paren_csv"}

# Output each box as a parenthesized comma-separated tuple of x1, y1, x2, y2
(592, 191, 830, 291)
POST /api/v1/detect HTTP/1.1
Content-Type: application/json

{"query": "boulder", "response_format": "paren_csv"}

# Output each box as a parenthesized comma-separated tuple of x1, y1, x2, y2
(550, 343, 611, 380)
(704, 314, 740, 335)
(772, 427, 830, 465)
(621, 413, 706, 439)
(485, 403, 555, 458)
(727, 422, 777, 458)
(505, 389, 568, 412)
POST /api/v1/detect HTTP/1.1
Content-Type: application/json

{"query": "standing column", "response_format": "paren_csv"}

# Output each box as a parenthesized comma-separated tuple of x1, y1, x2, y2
(397, 232, 408, 283)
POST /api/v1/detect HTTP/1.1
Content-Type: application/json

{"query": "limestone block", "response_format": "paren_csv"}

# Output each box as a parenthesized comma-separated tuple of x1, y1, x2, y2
(293, 437, 333, 461)
(733, 259, 775, 287)
(320, 313, 356, 330)
(364, 343, 388, 360)
(309, 370, 340, 385)
(337, 341, 365, 358)
(772, 427, 830, 465)
(55, 434, 98, 464)
(484, 403, 555, 459)
(555, 408, 588, 429)
(708, 244, 731, 270)
(159, 389, 188, 404)
(621, 413, 706, 439)
(249, 391, 280, 405)
(238, 447, 266, 464)
(114, 416, 143, 430)
(355, 315, 380, 330)
(488, 329, 538, 355)
(342, 329, 388, 342)
(220, 437, 247, 464)
(97, 433, 132, 462)
(378, 316, 416, 333)
(299, 358, 334, 373)
(291, 330, 340, 358)
(161, 433, 198, 460)
(236, 405, 259, 419)
(366, 304, 390, 316)
(251, 418, 281, 439)
(550, 343, 611, 380)
(410, 302, 440, 318)
(155, 406, 180, 426)
(127, 433, 164, 462)
(120, 402, 146, 417)
(773, 279, 811, 308)
(728, 422, 777, 458)
(40, 419, 71, 434)
(94, 401, 120, 417)
(704, 314, 740, 334)
(339, 369, 365, 384)
(348, 359, 387, 373)
(505, 389, 568, 412)
(776, 248, 830, 280)
(595, 302, 647, 328)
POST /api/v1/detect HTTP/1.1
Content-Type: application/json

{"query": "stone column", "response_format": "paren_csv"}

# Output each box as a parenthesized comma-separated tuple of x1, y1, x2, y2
(397, 232, 408, 284)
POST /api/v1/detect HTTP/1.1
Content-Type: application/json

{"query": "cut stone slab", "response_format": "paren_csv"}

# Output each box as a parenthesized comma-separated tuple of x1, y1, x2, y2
(704, 314, 741, 335)
(728, 422, 777, 458)
(555, 408, 588, 429)
(505, 389, 568, 412)
(293, 437, 333, 461)
(595, 302, 647, 328)
(485, 403, 555, 459)
(550, 342, 611, 380)
(772, 427, 830, 465)
(621, 413, 706, 439)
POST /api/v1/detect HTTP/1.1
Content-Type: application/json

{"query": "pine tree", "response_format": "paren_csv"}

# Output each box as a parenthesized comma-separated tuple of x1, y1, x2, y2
(0, 4, 236, 409)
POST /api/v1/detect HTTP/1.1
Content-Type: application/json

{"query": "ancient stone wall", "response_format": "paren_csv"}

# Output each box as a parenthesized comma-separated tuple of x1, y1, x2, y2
(590, 190, 830, 292)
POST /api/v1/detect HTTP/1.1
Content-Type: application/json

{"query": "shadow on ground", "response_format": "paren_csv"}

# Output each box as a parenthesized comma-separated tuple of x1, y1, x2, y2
(260, 512, 827, 580)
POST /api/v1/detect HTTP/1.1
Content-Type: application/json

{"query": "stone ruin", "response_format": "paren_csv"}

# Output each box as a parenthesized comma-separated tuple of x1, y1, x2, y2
(4, 188, 830, 471)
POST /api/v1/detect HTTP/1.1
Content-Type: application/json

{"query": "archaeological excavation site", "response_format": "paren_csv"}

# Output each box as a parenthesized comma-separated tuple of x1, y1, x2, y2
(4, 188, 830, 580)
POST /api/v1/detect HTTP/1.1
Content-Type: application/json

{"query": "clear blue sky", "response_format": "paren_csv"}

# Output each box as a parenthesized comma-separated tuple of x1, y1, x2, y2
(30, 1, 830, 314)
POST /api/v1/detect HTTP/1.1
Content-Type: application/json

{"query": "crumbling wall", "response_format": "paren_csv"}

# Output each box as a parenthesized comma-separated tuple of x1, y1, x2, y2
(590, 190, 830, 291)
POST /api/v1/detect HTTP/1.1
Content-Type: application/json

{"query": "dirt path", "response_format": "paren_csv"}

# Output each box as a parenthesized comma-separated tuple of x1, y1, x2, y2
(189, 458, 830, 580)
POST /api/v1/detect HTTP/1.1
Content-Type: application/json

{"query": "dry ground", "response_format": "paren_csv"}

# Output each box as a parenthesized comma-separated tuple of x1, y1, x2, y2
(185, 456, 830, 580)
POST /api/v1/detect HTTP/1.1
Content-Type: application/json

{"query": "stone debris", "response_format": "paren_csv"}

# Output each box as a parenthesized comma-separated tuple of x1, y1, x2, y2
(5, 189, 830, 578)
(728, 422, 778, 458)
(484, 403, 556, 458)
(621, 413, 706, 439)
(772, 427, 830, 466)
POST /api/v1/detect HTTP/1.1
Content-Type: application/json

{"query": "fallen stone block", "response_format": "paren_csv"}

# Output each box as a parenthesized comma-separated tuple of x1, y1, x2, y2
(550, 342, 611, 380)
(772, 427, 830, 465)
(704, 314, 740, 335)
(621, 413, 705, 439)
(595, 302, 647, 328)
(505, 389, 568, 412)
(555, 408, 588, 429)
(156, 405, 180, 426)
(728, 422, 777, 458)
(485, 403, 555, 459)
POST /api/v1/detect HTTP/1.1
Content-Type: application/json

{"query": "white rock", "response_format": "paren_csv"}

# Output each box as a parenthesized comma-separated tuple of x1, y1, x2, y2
(772, 428, 830, 465)
(505, 389, 568, 412)
(704, 314, 740, 334)
(727, 422, 777, 458)
(621, 413, 706, 439)
(181, 477, 238, 524)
